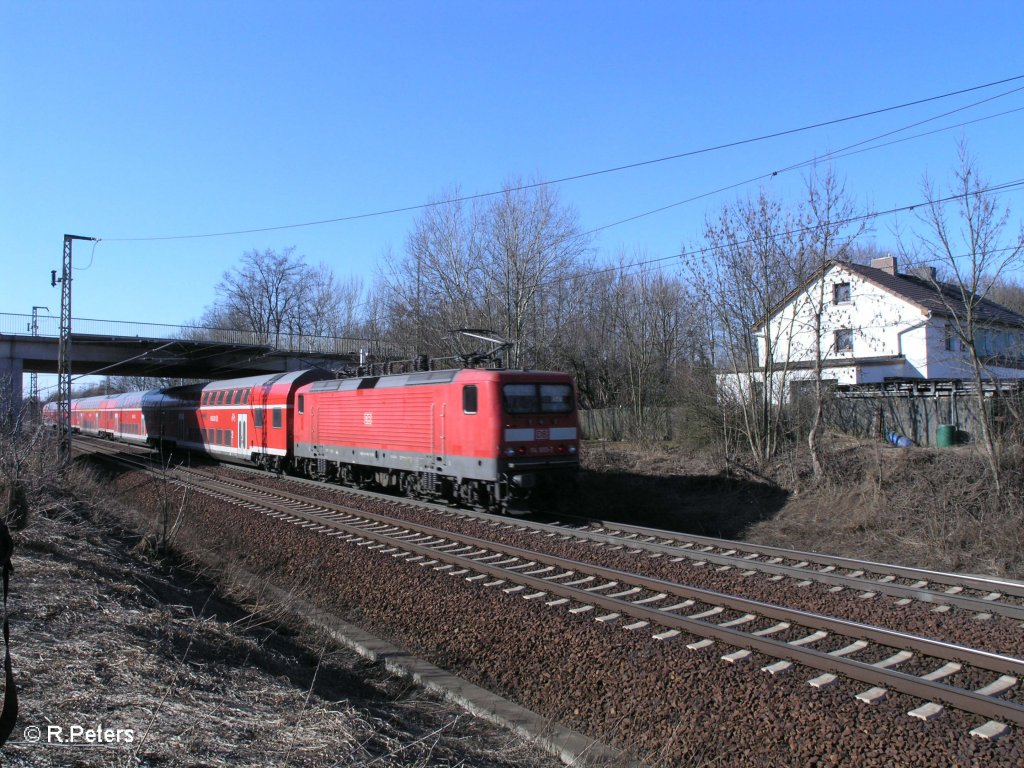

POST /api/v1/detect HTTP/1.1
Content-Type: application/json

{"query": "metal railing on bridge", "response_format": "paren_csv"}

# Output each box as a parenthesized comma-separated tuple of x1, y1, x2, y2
(1, 312, 406, 359)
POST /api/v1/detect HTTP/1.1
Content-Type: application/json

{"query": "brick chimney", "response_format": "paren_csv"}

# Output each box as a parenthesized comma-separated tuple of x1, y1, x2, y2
(870, 255, 897, 275)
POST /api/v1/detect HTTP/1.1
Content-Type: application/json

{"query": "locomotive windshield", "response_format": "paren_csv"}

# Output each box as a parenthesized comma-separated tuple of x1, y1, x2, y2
(502, 383, 574, 414)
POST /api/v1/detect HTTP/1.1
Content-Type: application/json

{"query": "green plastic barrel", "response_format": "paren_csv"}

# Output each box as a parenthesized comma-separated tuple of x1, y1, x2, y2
(936, 424, 957, 448)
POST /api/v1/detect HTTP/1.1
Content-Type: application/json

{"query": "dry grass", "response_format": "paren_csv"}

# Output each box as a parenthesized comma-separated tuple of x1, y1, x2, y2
(581, 436, 1024, 578)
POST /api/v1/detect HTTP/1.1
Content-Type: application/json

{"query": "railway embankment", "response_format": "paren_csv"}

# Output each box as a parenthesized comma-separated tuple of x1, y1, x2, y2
(7, 434, 1024, 766)
(579, 439, 1024, 580)
(2, 477, 565, 767)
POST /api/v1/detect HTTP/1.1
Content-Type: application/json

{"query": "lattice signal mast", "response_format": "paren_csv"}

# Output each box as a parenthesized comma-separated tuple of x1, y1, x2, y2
(53, 234, 96, 467)
(28, 305, 49, 407)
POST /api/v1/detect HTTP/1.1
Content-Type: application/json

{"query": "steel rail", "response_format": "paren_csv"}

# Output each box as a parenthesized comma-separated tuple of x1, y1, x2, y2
(166, 437, 1024, 611)
(525, 520, 1024, 620)
(560, 515, 1024, 598)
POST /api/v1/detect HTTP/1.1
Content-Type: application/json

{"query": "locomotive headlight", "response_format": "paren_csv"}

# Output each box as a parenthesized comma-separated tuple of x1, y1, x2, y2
(568, 445, 577, 454)
(505, 448, 515, 457)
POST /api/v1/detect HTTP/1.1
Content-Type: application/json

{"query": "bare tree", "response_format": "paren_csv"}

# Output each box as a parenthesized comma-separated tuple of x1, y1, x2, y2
(989, 276, 1024, 317)
(606, 255, 691, 440)
(376, 180, 589, 367)
(481, 180, 589, 368)
(198, 248, 367, 349)
(551, 269, 623, 409)
(210, 247, 310, 345)
(693, 190, 808, 468)
(796, 167, 865, 479)
(908, 142, 1024, 495)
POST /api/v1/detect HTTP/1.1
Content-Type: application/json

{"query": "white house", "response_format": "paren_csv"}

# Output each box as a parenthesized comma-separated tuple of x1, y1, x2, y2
(721, 256, 1024, 397)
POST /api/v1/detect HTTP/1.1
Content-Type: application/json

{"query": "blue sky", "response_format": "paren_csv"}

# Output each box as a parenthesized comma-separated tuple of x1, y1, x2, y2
(3, 1, 1024, 348)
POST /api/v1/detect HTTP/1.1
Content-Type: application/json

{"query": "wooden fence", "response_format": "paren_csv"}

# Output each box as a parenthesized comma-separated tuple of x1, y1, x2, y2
(579, 385, 1024, 447)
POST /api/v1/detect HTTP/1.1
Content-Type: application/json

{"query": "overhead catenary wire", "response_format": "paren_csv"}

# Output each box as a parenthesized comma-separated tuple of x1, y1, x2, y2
(579, 86, 1024, 241)
(98, 74, 1024, 243)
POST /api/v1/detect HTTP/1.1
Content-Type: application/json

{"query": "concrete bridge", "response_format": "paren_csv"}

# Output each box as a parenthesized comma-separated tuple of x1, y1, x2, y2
(0, 312, 404, 420)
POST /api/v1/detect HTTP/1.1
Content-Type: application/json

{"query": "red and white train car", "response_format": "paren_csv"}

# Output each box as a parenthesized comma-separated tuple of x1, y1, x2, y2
(64, 391, 157, 444)
(292, 368, 580, 512)
(51, 370, 325, 471)
(189, 369, 326, 469)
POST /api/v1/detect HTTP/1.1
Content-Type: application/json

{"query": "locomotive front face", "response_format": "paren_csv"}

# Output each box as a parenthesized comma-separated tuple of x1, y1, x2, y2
(494, 377, 580, 510)
(498, 379, 580, 466)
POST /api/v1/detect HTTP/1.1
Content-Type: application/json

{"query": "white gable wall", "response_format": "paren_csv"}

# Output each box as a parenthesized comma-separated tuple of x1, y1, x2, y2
(758, 264, 927, 382)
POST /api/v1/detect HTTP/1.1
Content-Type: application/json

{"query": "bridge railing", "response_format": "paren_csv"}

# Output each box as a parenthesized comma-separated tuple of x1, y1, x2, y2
(0, 313, 406, 359)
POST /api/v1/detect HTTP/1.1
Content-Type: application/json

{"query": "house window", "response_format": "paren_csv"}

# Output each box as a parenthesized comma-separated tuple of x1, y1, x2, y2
(835, 329, 854, 353)
(944, 323, 956, 352)
(833, 282, 851, 304)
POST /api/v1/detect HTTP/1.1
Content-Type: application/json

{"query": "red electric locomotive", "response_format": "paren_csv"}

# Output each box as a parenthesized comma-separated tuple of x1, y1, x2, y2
(291, 367, 580, 513)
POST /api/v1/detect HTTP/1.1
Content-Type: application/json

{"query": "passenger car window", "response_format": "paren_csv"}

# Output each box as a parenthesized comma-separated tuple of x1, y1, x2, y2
(272, 409, 282, 429)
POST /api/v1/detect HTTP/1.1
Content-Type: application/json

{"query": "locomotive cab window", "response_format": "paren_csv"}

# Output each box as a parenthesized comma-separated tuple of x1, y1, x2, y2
(502, 383, 574, 414)
(502, 384, 538, 414)
(272, 409, 282, 429)
(540, 384, 573, 413)
(462, 385, 477, 414)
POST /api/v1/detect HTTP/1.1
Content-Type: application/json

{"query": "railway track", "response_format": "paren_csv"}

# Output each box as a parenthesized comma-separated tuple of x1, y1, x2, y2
(543, 516, 1024, 621)
(75, 435, 1024, 621)
(83, 440, 1024, 741)
(220, 451, 1024, 623)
